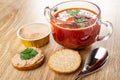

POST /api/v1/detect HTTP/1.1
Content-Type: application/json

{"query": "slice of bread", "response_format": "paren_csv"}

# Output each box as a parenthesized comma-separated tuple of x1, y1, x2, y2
(48, 49, 81, 73)
(12, 48, 44, 71)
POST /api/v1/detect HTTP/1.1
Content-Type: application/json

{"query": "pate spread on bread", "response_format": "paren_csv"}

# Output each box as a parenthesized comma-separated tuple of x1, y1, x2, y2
(12, 48, 44, 71)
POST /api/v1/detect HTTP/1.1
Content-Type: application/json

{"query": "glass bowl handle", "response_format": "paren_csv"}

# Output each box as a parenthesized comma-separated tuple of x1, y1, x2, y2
(44, 7, 51, 22)
(96, 20, 113, 41)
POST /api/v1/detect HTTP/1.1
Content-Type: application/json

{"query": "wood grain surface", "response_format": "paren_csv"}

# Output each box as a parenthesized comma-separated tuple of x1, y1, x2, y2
(0, 0, 119, 80)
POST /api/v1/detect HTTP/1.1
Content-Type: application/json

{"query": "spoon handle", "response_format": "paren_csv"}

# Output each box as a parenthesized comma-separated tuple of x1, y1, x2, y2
(74, 76, 82, 80)
(74, 71, 85, 80)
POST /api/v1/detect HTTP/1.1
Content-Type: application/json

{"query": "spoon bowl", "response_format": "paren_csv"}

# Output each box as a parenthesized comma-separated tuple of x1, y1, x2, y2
(74, 47, 108, 80)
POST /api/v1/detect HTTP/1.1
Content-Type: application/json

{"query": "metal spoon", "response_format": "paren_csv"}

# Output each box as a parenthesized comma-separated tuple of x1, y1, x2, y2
(74, 47, 108, 80)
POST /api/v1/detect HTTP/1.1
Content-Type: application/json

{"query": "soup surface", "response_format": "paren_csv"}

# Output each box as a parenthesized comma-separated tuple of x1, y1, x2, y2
(54, 8, 97, 29)
(51, 8, 100, 49)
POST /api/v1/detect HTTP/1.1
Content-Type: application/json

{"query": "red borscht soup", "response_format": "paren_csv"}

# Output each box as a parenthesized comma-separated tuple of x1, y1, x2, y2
(51, 8, 100, 49)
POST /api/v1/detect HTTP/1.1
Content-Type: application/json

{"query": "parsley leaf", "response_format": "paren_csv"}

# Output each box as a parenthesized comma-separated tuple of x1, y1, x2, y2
(20, 48, 38, 60)
(76, 17, 88, 27)
(77, 23, 86, 27)
(20, 53, 30, 60)
(20, 48, 33, 54)
(29, 50, 38, 58)
(76, 18, 87, 23)
(67, 10, 80, 16)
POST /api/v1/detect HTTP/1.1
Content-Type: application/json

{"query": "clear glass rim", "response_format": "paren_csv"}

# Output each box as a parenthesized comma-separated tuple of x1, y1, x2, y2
(50, 0, 101, 30)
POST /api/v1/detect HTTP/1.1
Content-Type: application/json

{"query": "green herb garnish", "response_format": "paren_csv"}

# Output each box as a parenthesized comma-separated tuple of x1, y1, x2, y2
(76, 17, 88, 27)
(20, 48, 38, 60)
(76, 18, 87, 23)
(67, 10, 80, 16)
(77, 23, 86, 27)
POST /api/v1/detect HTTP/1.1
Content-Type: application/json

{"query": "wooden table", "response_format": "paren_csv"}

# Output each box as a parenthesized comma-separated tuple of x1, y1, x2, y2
(0, 0, 119, 80)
